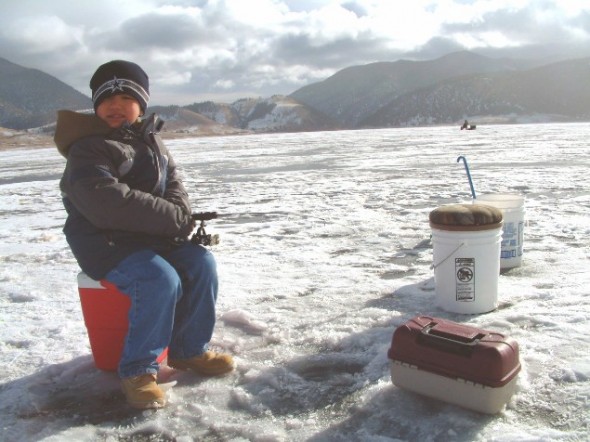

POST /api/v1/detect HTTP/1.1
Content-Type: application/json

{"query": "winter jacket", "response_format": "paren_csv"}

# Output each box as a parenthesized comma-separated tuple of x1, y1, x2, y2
(55, 110, 194, 280)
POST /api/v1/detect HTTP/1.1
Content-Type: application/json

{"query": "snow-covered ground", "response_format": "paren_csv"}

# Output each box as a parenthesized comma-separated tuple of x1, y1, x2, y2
(0, 123, 589, 441)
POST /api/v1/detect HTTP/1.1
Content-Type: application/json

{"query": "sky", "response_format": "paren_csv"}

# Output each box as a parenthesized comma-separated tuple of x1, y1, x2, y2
(1, 0, 590, 105)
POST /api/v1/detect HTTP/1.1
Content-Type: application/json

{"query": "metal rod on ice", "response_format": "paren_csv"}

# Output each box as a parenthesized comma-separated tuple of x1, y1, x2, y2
(456, 155, 476, 199)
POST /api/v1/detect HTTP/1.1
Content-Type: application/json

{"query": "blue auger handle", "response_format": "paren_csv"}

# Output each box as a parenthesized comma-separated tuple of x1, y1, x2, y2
(456, 156, 476, 199)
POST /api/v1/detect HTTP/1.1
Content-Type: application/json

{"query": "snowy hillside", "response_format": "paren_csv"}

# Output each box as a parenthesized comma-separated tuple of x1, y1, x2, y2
(0, 57, 90, 130)
(4, 52, 590, 134)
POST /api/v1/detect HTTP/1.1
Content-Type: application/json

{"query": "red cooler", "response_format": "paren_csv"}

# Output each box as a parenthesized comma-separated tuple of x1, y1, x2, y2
(77, 272, 168, 371)
(388, 316, 520, 414)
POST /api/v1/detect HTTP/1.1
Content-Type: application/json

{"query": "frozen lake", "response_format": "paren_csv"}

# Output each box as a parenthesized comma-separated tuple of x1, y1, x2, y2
(1, 123, 589, 441)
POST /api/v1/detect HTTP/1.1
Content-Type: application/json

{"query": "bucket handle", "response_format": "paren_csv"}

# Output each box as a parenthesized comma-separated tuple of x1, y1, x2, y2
(457, 156, 476, 199)
(431, 242, 465, 270)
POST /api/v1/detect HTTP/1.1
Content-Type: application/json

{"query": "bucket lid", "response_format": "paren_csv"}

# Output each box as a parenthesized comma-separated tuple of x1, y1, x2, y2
(476, 193, 525, 209)
(430, 204, 503, 231)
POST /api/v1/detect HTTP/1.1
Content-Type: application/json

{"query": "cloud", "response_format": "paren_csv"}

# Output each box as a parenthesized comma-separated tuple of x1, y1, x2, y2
(572, 9, 590, 35)
(272, 33, 396, 68)
(441, 1, 590, 46)
(0, 0, 589, 105)
(115, 13, 206, 50)
(342, 1, 368, 18)
(0, 15, 83, 55)
(407, 36, 466, 60)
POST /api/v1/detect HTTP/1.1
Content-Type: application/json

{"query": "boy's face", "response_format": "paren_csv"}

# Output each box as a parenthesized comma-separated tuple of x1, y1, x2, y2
(95, 93, 142, 128)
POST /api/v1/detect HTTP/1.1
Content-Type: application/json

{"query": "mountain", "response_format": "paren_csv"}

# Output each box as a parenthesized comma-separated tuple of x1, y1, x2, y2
(146, 105, 246, 137)
(0, 57, 91, 130)
(359, 57, 590, 127)
(234, 95, 336, 132)
(158, 95, 338, 133)
(2, 51, 590, 136)
(289, 51, 532, 127)
(0, 56, 335, 134)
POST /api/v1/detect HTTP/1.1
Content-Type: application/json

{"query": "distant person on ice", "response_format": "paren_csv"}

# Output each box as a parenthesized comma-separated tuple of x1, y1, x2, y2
(54, 60, 234, 409)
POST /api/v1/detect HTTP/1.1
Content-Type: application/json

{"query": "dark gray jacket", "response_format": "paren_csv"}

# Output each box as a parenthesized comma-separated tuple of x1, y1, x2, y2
(56, 111, 194, 279)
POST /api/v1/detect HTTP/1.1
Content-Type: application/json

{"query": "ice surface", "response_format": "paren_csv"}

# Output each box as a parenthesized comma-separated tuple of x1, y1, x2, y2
(0, 123, 589, 441)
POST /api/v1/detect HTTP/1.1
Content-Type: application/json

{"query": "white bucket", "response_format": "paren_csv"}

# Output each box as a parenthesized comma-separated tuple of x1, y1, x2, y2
(432, 227, 502, 314)
(475, 194, 525, 269)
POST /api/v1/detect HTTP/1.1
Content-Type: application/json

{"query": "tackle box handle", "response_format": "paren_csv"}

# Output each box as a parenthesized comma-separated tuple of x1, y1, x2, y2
(419, 323, 486, 355)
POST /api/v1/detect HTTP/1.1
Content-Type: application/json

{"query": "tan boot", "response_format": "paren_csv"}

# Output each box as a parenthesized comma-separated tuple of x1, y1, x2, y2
(168, 351, 235, 376)
(121, 374, 166, 409)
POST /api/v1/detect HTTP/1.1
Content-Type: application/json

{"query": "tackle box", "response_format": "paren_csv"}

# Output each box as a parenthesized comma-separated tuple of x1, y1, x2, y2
(387, 315, 520, 414)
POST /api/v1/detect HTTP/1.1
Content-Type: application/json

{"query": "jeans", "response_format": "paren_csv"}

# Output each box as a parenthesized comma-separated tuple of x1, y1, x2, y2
(104, 242, 218, 378)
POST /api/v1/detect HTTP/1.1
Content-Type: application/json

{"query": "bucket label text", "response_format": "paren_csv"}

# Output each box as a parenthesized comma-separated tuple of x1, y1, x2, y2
(455, 258, 475, 302)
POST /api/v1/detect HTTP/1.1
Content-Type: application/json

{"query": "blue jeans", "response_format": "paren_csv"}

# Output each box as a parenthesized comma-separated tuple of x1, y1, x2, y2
(104, 242, 218, 378)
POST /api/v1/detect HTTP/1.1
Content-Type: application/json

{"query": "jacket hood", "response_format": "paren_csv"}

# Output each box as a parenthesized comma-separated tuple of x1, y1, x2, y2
(54, 110, 113, 158)
(54, 111, 165, 158)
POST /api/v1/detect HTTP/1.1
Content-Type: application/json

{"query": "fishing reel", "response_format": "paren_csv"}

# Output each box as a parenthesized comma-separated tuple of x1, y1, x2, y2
(190, 212, 220, 246)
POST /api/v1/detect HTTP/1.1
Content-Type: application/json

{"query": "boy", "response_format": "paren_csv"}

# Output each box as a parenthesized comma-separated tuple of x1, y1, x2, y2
(55, 60, 234, 409)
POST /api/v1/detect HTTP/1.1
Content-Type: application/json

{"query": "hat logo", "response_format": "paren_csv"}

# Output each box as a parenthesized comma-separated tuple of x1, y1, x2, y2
(106, 76, 125, 94)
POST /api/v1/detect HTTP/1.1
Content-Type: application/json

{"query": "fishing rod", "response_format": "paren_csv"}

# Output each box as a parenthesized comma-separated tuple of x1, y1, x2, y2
(191, 212, 220, 246)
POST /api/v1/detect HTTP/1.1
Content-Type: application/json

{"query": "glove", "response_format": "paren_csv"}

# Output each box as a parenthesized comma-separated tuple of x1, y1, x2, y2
(178, 213, 197, 238)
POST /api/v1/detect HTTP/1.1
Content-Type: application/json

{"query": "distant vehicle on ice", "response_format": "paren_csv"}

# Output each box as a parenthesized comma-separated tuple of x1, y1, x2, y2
(461, 120, 476, 130)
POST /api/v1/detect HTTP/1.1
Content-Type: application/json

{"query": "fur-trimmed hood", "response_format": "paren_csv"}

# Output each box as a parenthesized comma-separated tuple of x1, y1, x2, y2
(54, 110, 113, 158)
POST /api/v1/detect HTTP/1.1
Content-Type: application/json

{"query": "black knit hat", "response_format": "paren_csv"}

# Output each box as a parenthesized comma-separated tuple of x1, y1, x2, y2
(90, 60, 150, 113)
